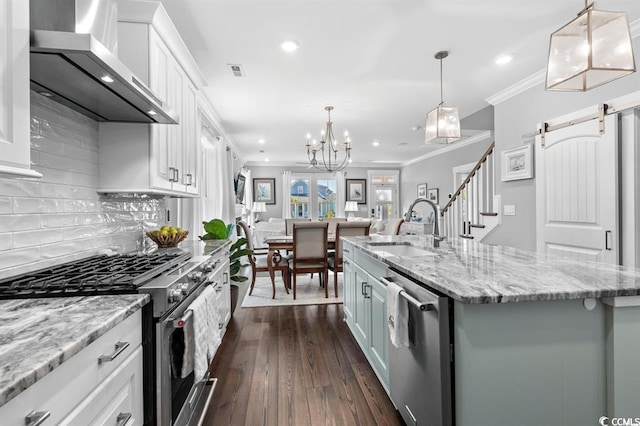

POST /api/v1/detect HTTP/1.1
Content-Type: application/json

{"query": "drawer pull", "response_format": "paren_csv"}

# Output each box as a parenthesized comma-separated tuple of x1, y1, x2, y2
(116, 412, 132, 426)
(215, 286, 223, 293)
(98, 341, 130, 364)
(343, 248, 350, 253)
(25, 411, 50, 426)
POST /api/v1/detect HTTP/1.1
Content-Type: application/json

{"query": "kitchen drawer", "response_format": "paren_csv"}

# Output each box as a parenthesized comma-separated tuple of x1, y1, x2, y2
(354, 247, 386, 280)
(343, 241, 355, 261)
(0, 311, 141, 425)
(60, 346, 143, 426)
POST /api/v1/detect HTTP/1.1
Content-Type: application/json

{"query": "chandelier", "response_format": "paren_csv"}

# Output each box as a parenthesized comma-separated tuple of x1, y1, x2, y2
(306, 106, 352, 172)
(425, 50, 461, 144)
(546, 1, 635, 91)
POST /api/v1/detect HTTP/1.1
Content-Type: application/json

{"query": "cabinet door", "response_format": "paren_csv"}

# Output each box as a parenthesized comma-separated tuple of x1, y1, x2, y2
(182, 79, 198, 194)
(148, 28, 172, 190)
(343, 258, 355, 326)
(368, 275, 389, 389)
(0, 0, 37, 177)
(353, 263, 370, 350)
(167, 56, 184, 191)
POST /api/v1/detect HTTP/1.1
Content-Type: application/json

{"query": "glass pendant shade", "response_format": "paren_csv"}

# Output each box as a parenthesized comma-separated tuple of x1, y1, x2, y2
(425, 105, 461, 144)
(546, 6, 635, 91)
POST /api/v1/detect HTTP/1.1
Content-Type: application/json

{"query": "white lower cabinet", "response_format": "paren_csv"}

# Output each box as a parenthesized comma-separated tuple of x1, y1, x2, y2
(342, 242, 390, 393)
(0, 311, 143, 425)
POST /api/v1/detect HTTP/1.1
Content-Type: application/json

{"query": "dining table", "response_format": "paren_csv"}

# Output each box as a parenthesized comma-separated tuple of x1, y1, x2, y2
(264, 234, 336, 290)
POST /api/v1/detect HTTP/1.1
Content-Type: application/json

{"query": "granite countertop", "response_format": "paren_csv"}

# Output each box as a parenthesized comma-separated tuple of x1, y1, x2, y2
(0, 294, 150, 407)
(157, 239, 231, 258)
(343, 235, 640, 304)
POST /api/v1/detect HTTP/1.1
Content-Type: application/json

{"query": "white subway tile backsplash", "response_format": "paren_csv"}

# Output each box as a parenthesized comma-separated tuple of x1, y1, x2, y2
(0, 198, 12, 214)
(0, 179, 41, 197)
(0, 247, 41, 269)
(0, 93, 165, 276)
(13, 198, 64, 214)
(0, 215, 41, 232)
(41, 213, 83, 228)
(0, 233, 13, 251)
(12, 229, 64, 249)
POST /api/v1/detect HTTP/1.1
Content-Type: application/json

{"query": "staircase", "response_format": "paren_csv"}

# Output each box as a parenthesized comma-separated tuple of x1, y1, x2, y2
(440, 142, 501, 241)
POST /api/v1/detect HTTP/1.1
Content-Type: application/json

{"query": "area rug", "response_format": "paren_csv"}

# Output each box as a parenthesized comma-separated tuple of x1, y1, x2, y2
(241, 273, 343, 308)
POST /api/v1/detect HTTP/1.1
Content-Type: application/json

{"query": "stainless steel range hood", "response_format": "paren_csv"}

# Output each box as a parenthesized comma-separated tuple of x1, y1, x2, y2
(29, 0, 178, 124)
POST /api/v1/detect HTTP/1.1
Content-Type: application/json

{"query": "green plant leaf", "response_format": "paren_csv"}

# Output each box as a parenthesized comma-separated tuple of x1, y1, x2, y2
(231, 275, 248, 282)
(202, 219, 228, 239)
(231, 238, 247, 251)
(230, 248, 252, 261)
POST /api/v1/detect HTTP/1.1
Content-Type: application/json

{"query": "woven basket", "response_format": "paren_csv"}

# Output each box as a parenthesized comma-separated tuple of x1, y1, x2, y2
(146, 230, 189, 248)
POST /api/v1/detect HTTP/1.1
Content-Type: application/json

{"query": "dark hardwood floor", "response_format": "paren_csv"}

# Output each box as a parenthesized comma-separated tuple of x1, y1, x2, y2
(202, 303, 404, 426)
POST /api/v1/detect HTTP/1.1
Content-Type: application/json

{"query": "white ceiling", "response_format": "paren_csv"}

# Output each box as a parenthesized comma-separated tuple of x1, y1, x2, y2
(157, 0, 640, 167)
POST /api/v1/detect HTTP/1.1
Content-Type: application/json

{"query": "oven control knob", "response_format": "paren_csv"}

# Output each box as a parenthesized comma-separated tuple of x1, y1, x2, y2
(168, 289, 183, 303)
(188, 271, 203, 282)
(202, 262, 214, 272)
(180, 283, 189, 295)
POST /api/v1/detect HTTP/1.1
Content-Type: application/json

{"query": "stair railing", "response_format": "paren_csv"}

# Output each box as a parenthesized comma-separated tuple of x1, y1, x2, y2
(441, 141, 495, 239)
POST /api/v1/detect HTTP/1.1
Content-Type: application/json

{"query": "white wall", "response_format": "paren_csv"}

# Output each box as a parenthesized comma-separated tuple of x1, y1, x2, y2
(0, 93, 165, 279)
(486, 37, 640, 251)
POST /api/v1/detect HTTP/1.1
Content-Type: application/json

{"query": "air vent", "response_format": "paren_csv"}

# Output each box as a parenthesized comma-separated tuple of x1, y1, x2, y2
(229, 64, 244, 77)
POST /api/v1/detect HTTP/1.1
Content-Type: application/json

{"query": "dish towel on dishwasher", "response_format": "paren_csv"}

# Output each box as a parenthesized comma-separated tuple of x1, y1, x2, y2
(387, 280, 410, 348)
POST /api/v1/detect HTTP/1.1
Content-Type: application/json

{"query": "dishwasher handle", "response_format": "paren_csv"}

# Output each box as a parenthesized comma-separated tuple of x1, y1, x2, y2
(380, 276, 435, 312)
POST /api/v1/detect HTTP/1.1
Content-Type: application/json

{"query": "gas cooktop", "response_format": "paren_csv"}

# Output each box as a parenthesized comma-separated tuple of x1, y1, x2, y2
(0, 252, 191, 299)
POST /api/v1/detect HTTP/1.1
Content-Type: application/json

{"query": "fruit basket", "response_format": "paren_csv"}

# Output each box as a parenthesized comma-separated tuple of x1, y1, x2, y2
(146, 227, 189, 248)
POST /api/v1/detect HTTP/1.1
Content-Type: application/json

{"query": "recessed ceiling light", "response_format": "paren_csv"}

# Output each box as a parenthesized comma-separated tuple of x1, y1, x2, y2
(147, 110, 157, 115)
(495, 54, 513, 65)
(101, 75, 114, 83)
(412, 126, 422, 131)
(372, 141, 380, 147)
(39, 91, 53, 97)
(265, 158, 270, 162)
(280, 39, 300, 52)
(258, 139, 265, 144)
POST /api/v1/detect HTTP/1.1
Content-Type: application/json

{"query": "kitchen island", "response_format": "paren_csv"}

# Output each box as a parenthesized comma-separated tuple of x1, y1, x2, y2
(0, 294, 150, 423)
(343, 235, 640, 426)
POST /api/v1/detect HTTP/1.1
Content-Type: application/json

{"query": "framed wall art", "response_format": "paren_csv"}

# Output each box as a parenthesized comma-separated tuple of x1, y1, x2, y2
(417, 183, 427, 198)
(427, 188, 439, 204)
(253, 178, 276, 204)
(346, 179, 366, 204)
(501, 144, 534, 181)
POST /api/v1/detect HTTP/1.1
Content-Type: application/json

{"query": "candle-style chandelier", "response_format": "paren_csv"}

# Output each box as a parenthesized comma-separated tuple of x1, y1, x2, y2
(306, 106, 352, 172)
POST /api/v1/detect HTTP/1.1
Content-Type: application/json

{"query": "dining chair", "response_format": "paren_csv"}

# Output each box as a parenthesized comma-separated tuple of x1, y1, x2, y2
(328, 222, 371, 297)
(236, 220, 289, 299)
(288, 222, 329, 299)
(285, 218, 312, 235)
(322, 217, 347, 238)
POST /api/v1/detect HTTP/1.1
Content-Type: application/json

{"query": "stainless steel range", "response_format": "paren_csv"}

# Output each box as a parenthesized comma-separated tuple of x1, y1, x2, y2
(0, 247, 230, 425)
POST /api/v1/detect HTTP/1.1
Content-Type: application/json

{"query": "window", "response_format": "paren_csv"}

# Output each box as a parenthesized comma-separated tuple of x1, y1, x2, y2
(288, 175, 338, 219)
(368, 170, 400, 220)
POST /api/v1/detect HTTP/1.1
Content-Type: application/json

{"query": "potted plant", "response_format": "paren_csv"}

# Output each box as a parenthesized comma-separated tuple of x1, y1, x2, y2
(199, 219, 252, 314)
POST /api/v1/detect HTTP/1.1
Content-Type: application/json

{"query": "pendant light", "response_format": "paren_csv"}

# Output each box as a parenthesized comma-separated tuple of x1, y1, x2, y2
(425, 51, 461, 144)
(546, 1, 635, 91)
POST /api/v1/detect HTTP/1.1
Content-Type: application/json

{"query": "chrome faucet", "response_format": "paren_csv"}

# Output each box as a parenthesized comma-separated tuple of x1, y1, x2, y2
(405, 198, 444, 248)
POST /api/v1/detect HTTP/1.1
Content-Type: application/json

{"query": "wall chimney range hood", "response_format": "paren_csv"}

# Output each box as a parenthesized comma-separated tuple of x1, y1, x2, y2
(29, 0, 178, 124)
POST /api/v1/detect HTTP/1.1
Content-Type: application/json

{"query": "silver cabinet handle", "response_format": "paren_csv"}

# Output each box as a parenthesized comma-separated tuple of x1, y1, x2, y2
(361, 281, 367, 295)
(116, 412, 132, 426)
(185, 173, 193, 186)
(168, 167, 176, 182)
(223, 272, 228, 285)
(98, 341, 130, 364)
(215, 286, 223, 293)
(364, 284, 371, 299)
(343, 248, 350, 253)
(25, 411, 50, 426)
(174, 168, 180, 182)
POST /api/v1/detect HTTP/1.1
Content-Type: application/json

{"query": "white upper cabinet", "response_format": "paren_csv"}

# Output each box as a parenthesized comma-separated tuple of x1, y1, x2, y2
(98, 1, 203, 196)
(0, 0, 41, 178)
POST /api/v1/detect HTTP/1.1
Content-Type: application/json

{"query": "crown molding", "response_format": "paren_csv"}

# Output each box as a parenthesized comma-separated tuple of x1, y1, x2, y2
(401, 131, 493, 167)
(486, 17, 640, 106)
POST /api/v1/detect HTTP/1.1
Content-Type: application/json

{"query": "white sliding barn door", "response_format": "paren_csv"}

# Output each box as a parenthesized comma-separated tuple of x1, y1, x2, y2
(535, 110, 618, 264)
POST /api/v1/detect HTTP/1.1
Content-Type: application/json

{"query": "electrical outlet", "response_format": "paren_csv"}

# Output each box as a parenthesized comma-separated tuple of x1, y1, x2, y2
(504, 205, 516, 216)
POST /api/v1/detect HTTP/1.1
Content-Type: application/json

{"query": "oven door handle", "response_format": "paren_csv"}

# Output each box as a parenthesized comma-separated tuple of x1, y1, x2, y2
(172, 309, 193, 328)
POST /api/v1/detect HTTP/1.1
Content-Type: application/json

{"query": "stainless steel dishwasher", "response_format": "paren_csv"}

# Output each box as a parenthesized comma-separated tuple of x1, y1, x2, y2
(381, 269, 453, 426)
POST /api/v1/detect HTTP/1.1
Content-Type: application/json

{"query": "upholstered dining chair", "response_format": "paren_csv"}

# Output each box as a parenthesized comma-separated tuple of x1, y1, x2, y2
(288, 222, 329, 299)
(236, 220, 289, 299)
(285, 218, 312, 235)
(328, 222, 371, 297)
